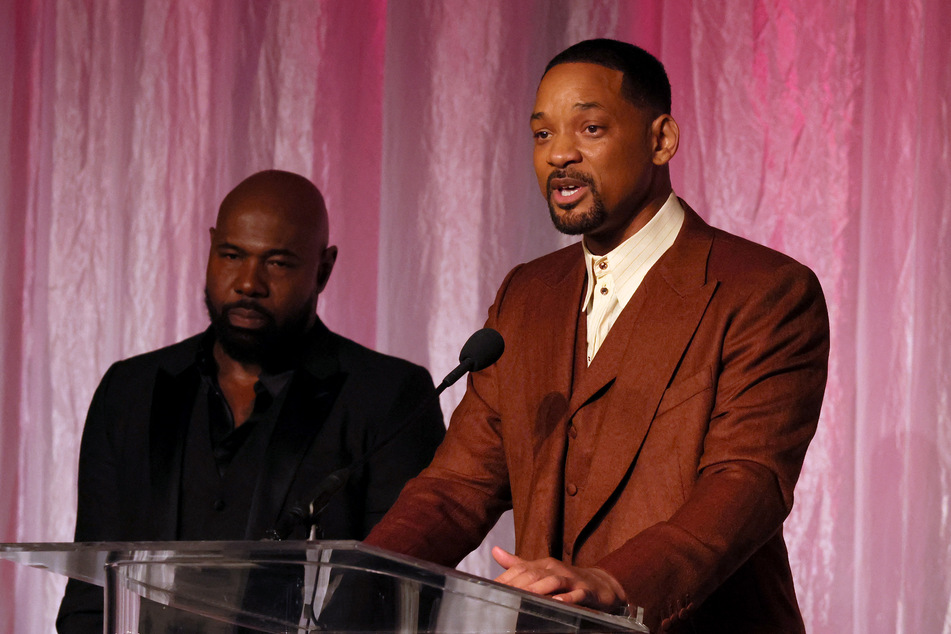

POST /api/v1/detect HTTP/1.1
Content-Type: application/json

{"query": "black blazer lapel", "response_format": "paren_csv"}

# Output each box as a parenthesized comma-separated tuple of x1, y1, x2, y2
(244, 327, 345, 539)
(148, 366, 200, 540)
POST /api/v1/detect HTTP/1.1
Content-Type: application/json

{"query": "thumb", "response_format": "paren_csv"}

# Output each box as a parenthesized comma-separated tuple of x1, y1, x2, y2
(491, 546, 521, 570)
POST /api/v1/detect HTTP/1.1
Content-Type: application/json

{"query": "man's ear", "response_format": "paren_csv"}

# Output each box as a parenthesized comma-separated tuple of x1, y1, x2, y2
(315, 245, 338, 294)
(651, 114, 680, 166)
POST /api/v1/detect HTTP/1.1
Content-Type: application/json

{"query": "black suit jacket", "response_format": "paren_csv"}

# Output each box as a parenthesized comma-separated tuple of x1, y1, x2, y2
(57, 320, 444, 632)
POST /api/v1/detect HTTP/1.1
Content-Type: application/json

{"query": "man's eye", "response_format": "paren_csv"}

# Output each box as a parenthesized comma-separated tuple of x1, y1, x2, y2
(585, 125, 601, 134)
(269, 260, 290, 268)
(534, 130, 551, 140)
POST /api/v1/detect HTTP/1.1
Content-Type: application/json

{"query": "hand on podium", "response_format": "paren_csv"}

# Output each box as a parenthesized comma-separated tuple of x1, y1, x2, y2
(491, 546, 628, 613)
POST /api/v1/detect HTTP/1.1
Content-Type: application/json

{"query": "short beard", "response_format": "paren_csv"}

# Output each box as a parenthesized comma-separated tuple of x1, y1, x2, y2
(546, 170, 607, 235)
(204, 289, 313, 370)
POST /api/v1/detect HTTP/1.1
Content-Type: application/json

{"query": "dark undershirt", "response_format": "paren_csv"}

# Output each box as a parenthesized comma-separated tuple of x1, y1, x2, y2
(203, 369, 293, 475)
(195, 334, 294, 475)
(177, 338, 297, 541)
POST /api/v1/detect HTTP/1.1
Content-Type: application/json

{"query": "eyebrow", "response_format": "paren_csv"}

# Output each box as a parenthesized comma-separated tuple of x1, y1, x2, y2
(215, 242, 301, 259)
(530, 101, 607, 122)
(575, 101, 606, 111)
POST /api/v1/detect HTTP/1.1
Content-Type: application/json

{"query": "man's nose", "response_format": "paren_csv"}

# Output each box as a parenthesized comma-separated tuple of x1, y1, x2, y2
(547, 134, 582, 168)
(235, 260, 267, 297)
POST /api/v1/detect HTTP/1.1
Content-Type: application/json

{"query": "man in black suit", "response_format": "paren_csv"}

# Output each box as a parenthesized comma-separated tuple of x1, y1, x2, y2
(57, 170, 445, 632)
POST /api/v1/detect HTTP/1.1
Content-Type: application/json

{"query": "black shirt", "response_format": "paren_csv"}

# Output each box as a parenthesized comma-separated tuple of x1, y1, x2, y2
(177, 332, 296, 539)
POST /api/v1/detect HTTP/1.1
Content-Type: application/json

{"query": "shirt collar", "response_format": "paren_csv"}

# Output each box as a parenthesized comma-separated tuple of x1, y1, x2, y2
(581, 192, 685, 313)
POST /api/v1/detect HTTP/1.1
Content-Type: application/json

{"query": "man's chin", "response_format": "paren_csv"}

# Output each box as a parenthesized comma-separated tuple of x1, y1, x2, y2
(215, 320, 312, 369)
(217, 329, 270, 364)
(549, 202, 604, 236)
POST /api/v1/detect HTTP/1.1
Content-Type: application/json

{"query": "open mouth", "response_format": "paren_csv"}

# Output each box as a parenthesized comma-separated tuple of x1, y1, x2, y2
(548, 174, 591, 207)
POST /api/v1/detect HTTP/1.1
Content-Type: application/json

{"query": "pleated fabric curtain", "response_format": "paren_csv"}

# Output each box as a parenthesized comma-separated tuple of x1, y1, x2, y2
(1, 1, 949, 632)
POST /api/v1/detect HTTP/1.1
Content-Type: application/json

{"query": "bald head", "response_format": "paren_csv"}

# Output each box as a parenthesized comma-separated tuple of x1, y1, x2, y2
(217, 170, 330, 251)
(206, 170, 338, 367)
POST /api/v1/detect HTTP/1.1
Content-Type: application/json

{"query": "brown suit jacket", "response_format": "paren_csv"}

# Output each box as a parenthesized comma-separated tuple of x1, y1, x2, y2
(367, 205, 829, 633)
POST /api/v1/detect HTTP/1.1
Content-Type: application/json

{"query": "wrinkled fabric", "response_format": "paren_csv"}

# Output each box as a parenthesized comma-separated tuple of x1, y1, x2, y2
(1, 1, 949, 632)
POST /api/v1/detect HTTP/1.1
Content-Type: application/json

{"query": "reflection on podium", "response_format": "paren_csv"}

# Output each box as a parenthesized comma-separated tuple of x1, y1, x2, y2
(1, 540, 648, 633)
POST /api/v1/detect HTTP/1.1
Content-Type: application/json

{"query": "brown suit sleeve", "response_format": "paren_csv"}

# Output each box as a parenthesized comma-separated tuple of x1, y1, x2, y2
(364, 266, 523, 565)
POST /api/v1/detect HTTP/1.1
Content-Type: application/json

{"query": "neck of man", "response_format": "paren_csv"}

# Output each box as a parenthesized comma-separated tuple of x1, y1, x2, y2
(213, 341, 262, 384)
(584, 181, 674, 255)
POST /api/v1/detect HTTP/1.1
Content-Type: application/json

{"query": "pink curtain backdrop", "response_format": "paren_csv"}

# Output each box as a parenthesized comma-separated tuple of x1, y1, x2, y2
(2, 1, 949, 632)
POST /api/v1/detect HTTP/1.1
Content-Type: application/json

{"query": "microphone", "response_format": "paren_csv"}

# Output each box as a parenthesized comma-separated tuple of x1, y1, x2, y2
(436, 327, 505, 392)
(266, 328, 504, 541)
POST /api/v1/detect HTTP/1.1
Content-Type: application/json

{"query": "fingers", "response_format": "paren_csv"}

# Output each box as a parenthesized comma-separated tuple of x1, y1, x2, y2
(491, 551, 626, 612)
(551, 576, 620, 607)
(503, 567, 567, 593)
(492, 547, 527, 586)
(493, 549, 563, 591)
(492, 552, 585, 597)
(522, 573, 575, 597)
(493, 548, 562, 587)
(552, 588, 595, 605)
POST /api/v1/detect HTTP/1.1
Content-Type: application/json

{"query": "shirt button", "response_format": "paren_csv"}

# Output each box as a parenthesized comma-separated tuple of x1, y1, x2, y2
(598, 260, 608, 270)
(566, 484, 578, 496)
(600, 286, 609, 295)
(213, 499, 226, 511)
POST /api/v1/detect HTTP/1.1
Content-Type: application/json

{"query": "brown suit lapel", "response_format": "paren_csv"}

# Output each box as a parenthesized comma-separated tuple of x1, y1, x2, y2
(517, 248, 586, 557)
(566, 207, 719, 545)
(566, 287, 649, 416)
(527, 262, 585, 461)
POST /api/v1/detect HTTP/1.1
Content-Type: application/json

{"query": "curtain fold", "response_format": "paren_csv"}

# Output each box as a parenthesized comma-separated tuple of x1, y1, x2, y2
(1, 1, 948, 631)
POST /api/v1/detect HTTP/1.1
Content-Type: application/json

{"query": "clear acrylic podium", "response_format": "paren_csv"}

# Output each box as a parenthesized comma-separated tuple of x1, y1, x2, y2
(0, 540, 648, 633)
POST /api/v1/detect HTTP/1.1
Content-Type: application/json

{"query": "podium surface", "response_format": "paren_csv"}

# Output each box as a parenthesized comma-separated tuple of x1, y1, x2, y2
(1, 540, 647, 633)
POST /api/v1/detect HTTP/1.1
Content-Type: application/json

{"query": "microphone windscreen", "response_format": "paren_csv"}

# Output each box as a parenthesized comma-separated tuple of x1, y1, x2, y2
(458, 328, 505, 371)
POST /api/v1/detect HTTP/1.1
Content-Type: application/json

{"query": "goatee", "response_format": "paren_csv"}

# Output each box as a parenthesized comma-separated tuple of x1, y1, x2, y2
(546, 169, 607, 235)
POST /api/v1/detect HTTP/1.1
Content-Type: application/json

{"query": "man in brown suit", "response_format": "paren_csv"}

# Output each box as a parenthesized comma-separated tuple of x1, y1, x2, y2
(366, 39, 829, 633)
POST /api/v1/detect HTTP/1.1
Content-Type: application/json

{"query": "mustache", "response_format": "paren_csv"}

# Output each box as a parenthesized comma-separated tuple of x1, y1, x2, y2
(221, 299, 274, 321)
(546, 169, 596, 196)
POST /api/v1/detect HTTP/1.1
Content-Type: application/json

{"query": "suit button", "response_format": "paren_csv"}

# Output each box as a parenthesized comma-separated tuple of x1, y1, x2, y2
(568, 424, 578, 439)
(566, 484, 578, 496)
(213, 499, 226, 511)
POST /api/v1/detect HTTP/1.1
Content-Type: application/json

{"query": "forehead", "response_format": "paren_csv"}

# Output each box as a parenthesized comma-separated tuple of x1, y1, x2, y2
(214, 198, 321, 254)
(533, 62, 628, 116)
